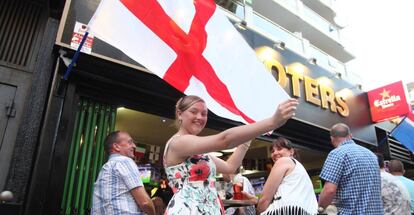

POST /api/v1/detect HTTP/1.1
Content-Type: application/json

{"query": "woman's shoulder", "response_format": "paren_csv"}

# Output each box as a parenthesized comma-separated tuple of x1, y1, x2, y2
(167, 133, 198, 146)
(275, 157, 296, 165)
(165, 134, 190, 152)
(272, 157, 296, 171)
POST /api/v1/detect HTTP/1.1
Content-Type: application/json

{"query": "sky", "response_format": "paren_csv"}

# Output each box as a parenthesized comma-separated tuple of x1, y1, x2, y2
(336, 0, 414, 91)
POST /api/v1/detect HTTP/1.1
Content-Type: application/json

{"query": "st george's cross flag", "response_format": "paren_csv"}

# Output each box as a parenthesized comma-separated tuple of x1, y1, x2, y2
(88, 0, 289, 124)
(390, 110, 414, 153)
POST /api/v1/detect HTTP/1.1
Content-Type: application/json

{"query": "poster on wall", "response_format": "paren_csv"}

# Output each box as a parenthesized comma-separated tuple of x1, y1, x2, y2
(70, 21, 94, 54)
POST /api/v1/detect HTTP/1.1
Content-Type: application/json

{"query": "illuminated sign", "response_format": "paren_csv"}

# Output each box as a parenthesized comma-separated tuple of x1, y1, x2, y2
(367, 81, 411, 122)
(373, 89, 401, 109)
(256, 47, 350, 117)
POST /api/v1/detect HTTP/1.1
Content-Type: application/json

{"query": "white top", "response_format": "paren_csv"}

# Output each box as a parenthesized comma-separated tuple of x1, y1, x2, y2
(234, 174, 255, 196)
(261, 158, 318, 215)
(226, 174, 256, 215)
(380, 171, 411, 215)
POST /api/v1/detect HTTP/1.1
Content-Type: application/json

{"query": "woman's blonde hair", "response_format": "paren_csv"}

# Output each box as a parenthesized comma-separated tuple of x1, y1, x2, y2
(174, 95, 205, 128)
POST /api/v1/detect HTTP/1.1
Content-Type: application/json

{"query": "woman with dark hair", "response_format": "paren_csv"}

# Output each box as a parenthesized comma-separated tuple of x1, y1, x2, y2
(163, 95, 298, 214)
(245, 137, 318, 215)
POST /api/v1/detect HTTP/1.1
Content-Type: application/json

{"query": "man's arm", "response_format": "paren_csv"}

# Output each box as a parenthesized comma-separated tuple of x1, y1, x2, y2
(130, 186, 155, 215)
(318, 150, 343, 210)
(318, 181, 337, 209)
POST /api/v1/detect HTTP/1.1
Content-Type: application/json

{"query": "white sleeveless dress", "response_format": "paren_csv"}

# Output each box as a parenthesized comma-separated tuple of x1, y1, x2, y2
(261, 158, 318, 215)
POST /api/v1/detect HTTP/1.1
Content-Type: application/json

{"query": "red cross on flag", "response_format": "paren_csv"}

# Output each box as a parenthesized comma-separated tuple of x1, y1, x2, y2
(88, 0, 289, 124)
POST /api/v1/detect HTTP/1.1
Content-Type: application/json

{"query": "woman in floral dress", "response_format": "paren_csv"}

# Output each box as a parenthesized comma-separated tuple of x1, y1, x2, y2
(163, 95, 298, 214)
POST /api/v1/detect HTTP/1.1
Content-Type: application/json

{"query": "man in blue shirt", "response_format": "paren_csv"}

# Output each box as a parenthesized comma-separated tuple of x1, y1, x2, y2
(318, 123, 383, 215)
(91, 131, 155, 215)
(388, 159, 414, 215)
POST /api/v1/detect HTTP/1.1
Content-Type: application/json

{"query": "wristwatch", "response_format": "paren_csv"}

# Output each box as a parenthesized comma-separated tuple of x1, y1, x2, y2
(318, 206, 325, 213)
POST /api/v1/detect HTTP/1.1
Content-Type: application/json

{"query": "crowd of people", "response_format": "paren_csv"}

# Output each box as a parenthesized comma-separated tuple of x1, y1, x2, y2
(90, 95, 414, 215)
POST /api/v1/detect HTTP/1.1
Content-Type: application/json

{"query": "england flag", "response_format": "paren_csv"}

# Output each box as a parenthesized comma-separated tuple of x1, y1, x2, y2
(88, 0, 289, 124)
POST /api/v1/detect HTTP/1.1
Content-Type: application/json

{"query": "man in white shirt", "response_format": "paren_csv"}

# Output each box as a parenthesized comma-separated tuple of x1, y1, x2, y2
(223, 173, 255, 215)
(377, 154, 411, 215)
(388, 159, 414, 215)
(91, 131, 155, 215)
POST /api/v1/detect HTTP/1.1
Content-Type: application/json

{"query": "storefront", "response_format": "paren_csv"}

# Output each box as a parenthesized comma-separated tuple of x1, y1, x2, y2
(21, 0, 413, 214)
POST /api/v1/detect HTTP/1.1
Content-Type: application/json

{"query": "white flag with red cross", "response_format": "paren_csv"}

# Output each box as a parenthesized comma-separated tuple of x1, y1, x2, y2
(88, 0, 289, 124)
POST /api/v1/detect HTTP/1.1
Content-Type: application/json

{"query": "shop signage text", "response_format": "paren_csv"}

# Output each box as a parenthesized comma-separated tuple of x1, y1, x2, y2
(259, 53, 349, 117)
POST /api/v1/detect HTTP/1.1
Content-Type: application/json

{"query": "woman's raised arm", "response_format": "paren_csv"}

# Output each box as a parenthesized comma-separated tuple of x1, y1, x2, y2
(169, 99, 298, 159)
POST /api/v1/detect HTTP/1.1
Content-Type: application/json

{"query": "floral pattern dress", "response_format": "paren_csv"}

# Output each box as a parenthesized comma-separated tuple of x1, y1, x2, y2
(164, 153, 224, 215)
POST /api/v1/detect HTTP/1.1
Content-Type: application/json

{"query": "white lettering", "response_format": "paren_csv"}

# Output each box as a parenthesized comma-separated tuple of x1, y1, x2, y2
(374, 95, 401, 109)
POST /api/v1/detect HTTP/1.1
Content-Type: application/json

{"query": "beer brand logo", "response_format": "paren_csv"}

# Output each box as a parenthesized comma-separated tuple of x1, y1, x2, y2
(374, 89, 401, 109)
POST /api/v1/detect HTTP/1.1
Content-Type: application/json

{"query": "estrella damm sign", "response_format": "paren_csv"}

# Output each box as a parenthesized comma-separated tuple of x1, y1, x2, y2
(367, 81, 411, 122)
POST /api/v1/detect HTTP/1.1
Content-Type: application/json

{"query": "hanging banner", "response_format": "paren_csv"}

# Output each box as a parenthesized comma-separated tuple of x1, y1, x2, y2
(367, 81, 411, 122)
(87, 0, 289, 124)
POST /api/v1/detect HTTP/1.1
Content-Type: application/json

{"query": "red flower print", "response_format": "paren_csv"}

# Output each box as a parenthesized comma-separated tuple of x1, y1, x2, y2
(172, 187, 178, 193)
(175, 172, 182, 179)
(189, 163, 210, 181)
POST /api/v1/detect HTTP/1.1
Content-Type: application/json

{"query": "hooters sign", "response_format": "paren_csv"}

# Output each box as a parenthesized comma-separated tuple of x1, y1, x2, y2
(88, 0, 289, 124)
(367, 81, 411, 122)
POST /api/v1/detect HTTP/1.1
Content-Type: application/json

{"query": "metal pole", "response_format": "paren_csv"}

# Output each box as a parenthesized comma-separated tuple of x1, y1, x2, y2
(97, 106, 110, 170)
(88, 104, 105, 209)
(63, 32, 89, 80)
(80, 103, 99, 214)
(65, 100, 88, 215)
(61, 101, 81, 211)
(110, 107, 116, 132)
(74, 101, 94, 212)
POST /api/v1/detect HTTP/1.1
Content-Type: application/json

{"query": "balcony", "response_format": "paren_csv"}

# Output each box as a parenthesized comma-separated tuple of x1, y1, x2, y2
(215, 0, 245, 20)
(302, 0, 337, 25)
(307, 43, 347, 75)
(251, 12, 304, 54)
(217, 0, 349, 78)
(342, 70, 363, 87)
(252, 0, 354, 62)
(251, 12, 348, 77)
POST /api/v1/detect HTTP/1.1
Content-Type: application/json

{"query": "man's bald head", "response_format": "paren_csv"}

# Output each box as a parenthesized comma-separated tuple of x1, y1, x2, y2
(329, 123, 352, 147)
(330, 123, 351, 138)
